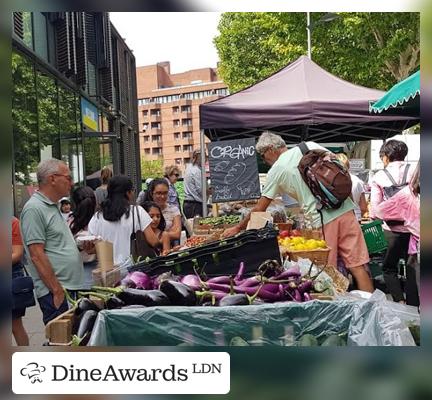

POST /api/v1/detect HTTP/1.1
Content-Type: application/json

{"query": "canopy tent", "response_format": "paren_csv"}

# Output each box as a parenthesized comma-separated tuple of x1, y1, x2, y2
(369, 70, 420, 116)
(200, 56, 419, 143)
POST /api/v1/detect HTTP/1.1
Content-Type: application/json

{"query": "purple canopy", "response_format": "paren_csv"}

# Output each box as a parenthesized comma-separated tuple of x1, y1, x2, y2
(200, 56, 418, 143)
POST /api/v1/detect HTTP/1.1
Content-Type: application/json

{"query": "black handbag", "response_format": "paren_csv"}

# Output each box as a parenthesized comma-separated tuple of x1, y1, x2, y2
(12, 265, 36, 310)
(130, 206, 157, 261)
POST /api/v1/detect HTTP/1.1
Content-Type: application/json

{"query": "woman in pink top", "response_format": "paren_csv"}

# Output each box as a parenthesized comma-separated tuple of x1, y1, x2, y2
(370, 139, 417, 305)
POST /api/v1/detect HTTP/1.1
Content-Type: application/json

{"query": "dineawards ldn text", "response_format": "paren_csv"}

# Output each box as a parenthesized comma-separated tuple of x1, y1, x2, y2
(52, 364, 189, 382)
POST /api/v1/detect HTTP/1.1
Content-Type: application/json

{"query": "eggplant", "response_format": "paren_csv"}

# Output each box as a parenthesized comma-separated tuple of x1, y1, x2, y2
(237, 276, 260, 287)
(298, 279, 313, 293)
(219, 294, 249, 306)
(180, 274, 202, 290)
(303, 292, 312, 302)
(106, 296, 125, 309)
(159, 280, 196, 306)
(206, 282, 282, 302)
(206, 276, 232, 285)
(76, 309, 98, 346)
(117, 288, 171, 307)
(234, 262, 245, 282)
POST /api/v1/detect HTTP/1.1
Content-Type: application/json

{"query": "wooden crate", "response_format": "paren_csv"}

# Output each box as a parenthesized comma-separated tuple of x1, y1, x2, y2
(45, 307, 76, 345)
(92, 267, 121, 287)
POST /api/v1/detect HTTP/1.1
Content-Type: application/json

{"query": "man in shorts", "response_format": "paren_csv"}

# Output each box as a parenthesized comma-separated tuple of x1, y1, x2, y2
(224, 131, 373, 292)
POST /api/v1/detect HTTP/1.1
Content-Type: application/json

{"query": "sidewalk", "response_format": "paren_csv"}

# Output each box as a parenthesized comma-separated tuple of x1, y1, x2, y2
(14, 305, 46, 347)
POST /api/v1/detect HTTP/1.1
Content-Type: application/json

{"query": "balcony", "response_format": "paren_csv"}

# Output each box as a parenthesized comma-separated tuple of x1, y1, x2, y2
(174, 98, 192, 106)
(180, 124, 193, 131)
(150, 114, 162, 122)
(149, 127, 162, 134)
(182, 137, 194, 144)
(181, 111, 193, 118)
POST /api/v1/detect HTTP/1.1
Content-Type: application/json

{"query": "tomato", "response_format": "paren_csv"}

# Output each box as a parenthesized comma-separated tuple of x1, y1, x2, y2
(279, 230, 290, 238)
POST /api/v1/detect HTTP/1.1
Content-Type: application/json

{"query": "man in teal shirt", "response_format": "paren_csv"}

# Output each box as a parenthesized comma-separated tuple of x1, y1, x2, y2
(20, 159, 84, 324)
(224, 131, 373, 293)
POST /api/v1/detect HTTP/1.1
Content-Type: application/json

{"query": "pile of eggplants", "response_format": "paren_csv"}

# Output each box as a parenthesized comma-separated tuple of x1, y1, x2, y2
(69, 260, 330, 345)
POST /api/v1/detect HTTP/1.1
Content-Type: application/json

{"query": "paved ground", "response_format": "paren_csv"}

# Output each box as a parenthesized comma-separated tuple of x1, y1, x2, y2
(13, 305, 46, 347)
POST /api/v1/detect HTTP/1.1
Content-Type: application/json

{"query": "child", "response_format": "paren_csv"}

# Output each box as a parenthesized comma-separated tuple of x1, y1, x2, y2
(59, 197, 72, 221)
(142, 201, 171, 255)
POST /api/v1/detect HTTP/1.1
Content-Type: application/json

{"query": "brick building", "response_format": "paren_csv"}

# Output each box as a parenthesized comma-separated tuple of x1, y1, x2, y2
(136, 62, 228, 172)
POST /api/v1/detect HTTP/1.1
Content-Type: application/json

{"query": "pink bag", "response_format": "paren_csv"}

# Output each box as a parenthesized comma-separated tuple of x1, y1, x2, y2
(375, 185, 419, 236)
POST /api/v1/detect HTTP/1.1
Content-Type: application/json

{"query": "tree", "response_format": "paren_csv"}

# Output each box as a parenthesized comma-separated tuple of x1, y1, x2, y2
(214, 12, 419, 93)
(140, 158, 163, 180)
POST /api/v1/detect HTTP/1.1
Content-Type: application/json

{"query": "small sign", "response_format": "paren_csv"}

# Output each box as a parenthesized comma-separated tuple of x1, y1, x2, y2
(349, 158, 365, 172)
(208, 138, 261, 203)
(81, 98, 99, 131)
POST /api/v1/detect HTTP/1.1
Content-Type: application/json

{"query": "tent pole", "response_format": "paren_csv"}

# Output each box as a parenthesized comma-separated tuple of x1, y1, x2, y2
(200, 129, 208, 217)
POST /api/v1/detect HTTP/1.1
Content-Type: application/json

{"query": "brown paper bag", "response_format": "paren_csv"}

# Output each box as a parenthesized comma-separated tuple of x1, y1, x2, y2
(94, 240, 114, 271)
(246, 212, 273, 230)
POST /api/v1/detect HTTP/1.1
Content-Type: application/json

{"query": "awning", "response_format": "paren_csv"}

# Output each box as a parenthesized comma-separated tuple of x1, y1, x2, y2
(370, 71, 420, 114)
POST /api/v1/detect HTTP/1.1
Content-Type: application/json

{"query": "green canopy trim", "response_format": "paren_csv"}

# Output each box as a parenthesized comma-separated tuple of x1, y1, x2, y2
(370, 71, 420, 113)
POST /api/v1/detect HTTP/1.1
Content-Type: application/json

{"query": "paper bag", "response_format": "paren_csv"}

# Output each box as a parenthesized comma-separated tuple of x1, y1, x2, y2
(247, 212, 273, 230)
(94, 240, 114, 272)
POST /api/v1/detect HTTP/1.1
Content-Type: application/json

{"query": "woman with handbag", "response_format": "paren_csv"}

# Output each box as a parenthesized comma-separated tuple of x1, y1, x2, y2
(12, 217, 31, 346)
(88, 176, 169, 265)
(370, 140, 416, 304)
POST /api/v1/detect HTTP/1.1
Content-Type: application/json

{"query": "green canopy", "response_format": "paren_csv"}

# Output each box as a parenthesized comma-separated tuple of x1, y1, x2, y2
(370, 71, 420, 114)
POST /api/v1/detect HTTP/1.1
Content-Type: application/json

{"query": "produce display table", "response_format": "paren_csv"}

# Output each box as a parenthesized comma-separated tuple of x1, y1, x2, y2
(88, 294, 418, 346)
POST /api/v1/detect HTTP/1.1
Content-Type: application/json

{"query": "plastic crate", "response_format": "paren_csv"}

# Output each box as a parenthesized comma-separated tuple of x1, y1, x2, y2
(361, 220, 388, 254)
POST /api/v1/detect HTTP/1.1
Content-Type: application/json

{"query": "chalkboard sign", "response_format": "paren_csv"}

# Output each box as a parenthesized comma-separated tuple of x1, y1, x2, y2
(208, 138, 261, 203)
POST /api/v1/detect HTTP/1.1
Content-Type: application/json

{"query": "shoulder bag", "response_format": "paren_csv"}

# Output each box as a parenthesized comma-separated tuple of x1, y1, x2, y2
(12, 264, 36, 310)
(130, 206, 157, 261)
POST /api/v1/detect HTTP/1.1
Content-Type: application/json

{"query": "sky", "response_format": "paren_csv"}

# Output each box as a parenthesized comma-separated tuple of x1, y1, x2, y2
(110, 12, 222, 74)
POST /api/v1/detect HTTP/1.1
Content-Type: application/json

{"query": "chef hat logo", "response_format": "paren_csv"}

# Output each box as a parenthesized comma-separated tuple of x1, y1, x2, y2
(20, 362, 46, 383)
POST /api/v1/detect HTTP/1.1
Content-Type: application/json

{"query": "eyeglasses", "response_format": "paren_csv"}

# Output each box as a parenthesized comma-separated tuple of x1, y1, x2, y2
(153, 191, 168, 196)
(54, 174, 73, 182)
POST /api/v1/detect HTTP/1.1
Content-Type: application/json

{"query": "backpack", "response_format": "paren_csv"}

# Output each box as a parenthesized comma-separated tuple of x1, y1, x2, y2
(382, 164, 410, 200)
(380, 164, 411, 226)
(297, 142, 352, 210)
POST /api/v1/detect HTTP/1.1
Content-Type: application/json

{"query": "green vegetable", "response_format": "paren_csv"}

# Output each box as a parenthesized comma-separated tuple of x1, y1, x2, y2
(297, 334, 318, 346)
(229, 336, 250, 346)
(320, 334, 346, 346)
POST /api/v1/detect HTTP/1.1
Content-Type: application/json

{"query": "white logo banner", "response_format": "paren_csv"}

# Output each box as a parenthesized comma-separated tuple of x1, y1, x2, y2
(13, 352, 230, 394)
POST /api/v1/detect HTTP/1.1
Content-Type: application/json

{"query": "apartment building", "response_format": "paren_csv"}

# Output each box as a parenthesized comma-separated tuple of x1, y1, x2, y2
(136, 62, 228, 171)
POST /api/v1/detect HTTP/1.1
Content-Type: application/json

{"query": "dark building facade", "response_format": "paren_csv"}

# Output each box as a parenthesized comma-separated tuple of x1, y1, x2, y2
(12, 12, 141, 215)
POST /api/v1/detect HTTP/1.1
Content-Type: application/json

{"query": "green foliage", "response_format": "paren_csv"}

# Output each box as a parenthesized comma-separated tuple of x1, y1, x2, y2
(214, 12, 420, 93)
(140, 158, 163, 180)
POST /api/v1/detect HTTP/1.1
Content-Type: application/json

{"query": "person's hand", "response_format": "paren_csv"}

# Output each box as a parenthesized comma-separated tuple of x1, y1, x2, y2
(222, 225, 242, 238)
(52, 287, 65, 309)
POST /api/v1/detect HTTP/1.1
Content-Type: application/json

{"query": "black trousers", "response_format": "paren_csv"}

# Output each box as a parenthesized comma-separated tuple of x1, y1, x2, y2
(183, 200, 203, 219)
(383, 230, 419, 305)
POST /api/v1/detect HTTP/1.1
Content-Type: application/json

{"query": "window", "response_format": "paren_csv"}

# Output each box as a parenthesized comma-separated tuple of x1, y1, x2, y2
(151, 122, 160, 129)
(152, 148, 162, 155)
(150, 109, 160, 116)
(172, 106, 179, 113)
(175, 145, 181, 153)
(184, 157, 191, 164)
(183, 144, 193, 152)
(22, 12, 33, 49)
(182, 119, 192, 126)
(173, 119, 180, 127)
(144, 148, 150, 155)
(181, 105, 191, 113)
(143, 135, 150, 142)
(33, 13, 49, 62)
(152, 135, 162, 142)
(173, 132, 180, 140)
(142, 110, 148, 116)
(216, 88, 229, 96)
(182, 131, 192, 139)
(143, 123, 148, 130)
(175, 158, 182, 165)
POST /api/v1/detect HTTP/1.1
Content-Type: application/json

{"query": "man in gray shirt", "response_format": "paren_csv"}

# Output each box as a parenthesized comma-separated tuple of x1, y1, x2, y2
(20, 159, 84, 324)
(183, 150, 205, 218)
